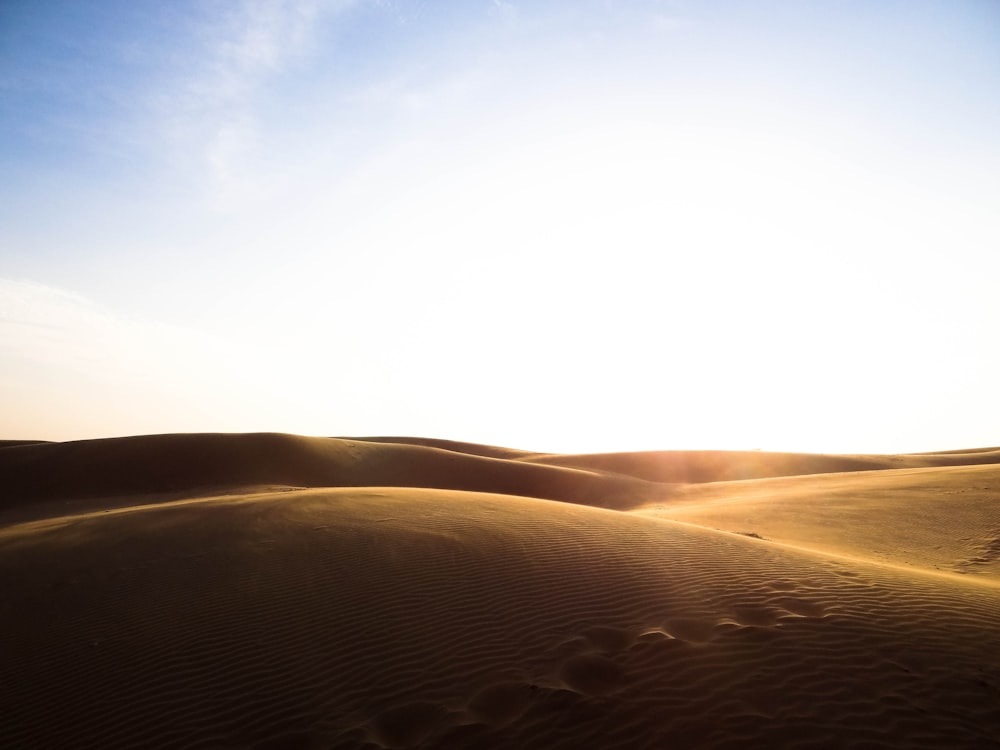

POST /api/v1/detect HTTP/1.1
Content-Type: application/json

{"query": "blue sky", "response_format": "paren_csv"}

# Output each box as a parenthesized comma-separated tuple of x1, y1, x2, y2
(2, 0, 999, 452)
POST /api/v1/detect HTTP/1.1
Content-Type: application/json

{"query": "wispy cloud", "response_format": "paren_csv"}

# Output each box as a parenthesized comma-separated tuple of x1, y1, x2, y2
(0, 276, 424, 440)
(0, 278, 276, 438)
(0, 278, 216, 385)
(649, 13, 689, 33)
(158, 0, 361, 210)
(490, 0, 519, 25)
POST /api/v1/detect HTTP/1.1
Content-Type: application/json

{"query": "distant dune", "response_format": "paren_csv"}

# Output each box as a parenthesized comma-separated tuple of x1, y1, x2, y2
(2, 434, 999, 748)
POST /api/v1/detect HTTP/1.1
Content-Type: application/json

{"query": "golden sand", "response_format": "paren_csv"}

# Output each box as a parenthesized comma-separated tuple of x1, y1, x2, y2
(2, 434, 999, 748)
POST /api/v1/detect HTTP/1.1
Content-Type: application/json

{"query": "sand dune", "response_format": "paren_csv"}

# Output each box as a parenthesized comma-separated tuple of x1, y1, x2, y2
(521, 446, 1000, 482)
(638, 463, 1000, 581)
(2, 434, 1000, 748)
(0, 433, 659, 515)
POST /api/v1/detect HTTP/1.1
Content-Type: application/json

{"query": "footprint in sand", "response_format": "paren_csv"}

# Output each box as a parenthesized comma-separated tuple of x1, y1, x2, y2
(581, 625, 633, 652)
(466, 683, 536, 726)
(558, 653, 625, 696)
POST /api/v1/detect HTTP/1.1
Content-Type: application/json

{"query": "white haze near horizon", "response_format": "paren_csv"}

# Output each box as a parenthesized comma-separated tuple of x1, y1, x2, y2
(2, 0, 999, 454)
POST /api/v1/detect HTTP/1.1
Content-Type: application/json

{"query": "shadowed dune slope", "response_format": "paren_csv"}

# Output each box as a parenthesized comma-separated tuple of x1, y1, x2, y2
(2, 486, 999, 749)
(343, 436, 541, 460)
(0, 433, 659, 515)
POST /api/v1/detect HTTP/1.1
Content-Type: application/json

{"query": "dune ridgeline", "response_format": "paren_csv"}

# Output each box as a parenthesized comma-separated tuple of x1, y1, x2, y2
(2, 433, 999, 748)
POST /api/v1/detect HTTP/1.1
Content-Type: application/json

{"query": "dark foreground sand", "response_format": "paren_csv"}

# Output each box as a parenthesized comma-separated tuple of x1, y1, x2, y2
(2, 434, 999, 748)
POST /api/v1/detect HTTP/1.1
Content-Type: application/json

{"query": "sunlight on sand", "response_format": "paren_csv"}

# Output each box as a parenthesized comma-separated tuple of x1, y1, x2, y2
(2, 434, 999, 748)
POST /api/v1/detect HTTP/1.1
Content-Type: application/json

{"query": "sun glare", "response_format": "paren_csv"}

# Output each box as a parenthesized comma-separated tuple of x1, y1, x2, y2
(266, 119, 833, 449)
(3, 1, 998, 452)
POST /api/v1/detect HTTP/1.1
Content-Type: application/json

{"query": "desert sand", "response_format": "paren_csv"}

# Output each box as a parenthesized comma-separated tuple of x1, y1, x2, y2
(2, 433, 999, 749)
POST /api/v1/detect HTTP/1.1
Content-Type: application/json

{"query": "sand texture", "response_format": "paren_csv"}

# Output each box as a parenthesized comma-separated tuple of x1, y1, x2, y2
(2, 434, 1000, 748)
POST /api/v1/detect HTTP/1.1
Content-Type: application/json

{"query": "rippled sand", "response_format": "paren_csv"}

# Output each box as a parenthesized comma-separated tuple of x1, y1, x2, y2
(3, 434, 999, 748)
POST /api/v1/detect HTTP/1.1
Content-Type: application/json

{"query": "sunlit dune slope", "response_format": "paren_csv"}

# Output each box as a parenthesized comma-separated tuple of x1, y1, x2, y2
(2, 434, 1000, 748)
(520, 447, 1000, 483)
(6, 435, 1000, 516)
(3, 485, 1000, 749)
(638, 463, 1000, 580)
(342, 437, 1000, 484)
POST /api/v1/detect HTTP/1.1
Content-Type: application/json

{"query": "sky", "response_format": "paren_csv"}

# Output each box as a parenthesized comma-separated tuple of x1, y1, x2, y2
(1, 0, 999, 454)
